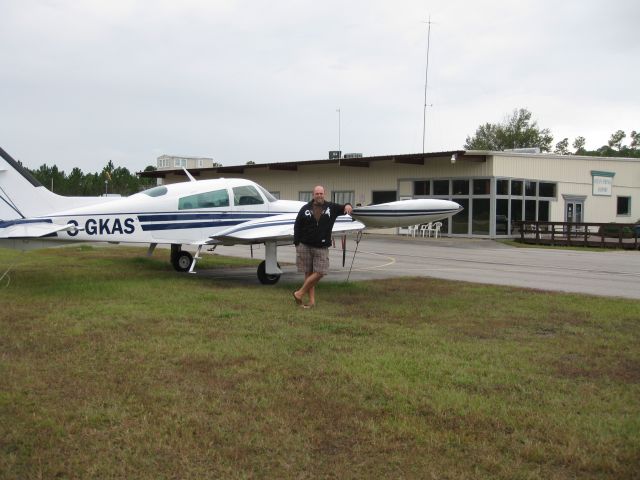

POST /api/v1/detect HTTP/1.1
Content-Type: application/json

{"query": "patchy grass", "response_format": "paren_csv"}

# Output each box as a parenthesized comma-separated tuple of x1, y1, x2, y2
(1, 246, 639, 479)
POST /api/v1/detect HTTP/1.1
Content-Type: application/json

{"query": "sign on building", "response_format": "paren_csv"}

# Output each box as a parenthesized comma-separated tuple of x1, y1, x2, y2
(591, 171, 614, 196)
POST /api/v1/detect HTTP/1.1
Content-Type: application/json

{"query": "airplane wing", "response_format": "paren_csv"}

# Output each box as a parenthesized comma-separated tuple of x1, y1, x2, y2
(0, 219, 77, 238)
(210, 213, 365, 245)
(209, 198, 462, 246)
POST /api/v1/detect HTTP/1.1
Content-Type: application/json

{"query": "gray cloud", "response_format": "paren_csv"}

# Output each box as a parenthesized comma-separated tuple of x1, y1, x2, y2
(1, 0, 638, 173)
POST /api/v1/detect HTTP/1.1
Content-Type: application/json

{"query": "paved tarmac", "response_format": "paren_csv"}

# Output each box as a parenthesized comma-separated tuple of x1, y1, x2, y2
(200, 234, 640, 300)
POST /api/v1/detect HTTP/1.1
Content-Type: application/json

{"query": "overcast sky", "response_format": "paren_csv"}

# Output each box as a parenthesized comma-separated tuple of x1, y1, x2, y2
(1, 0, 638, 173)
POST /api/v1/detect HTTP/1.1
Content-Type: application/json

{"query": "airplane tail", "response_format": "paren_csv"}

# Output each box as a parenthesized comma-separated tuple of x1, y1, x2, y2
(0, 146, 108, 219)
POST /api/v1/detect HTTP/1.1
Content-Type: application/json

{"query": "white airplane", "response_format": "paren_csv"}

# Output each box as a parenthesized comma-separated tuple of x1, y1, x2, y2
(0, 147, 463, 284)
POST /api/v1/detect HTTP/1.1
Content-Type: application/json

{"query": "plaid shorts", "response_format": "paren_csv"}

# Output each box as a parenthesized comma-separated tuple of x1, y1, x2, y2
(296, 243, 330, 274)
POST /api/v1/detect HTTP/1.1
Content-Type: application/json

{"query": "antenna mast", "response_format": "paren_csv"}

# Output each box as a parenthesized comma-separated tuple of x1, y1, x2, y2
(422, 16, 433, 154)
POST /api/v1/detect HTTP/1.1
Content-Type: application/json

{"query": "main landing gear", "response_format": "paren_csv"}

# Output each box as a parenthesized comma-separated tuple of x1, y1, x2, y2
(169, 241, 282, 284)
(257, 260, 281, 285)
(171, 244, 193, 272)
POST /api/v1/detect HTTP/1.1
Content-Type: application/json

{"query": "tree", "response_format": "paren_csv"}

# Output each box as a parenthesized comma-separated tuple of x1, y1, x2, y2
(554, 138, 569, 155)
(572, 136, 586, 154)
(464, 108, 553, 152)
(66, 167, 84, 194)
(630, 130, 639, 150)
(607, 130, 626, 150)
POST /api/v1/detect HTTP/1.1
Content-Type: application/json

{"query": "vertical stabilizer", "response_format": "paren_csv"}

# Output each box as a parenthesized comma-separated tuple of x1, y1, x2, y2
(0, 147, 114, 219)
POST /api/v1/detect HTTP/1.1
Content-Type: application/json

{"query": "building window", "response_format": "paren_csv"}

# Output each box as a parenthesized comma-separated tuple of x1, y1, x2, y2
(525, 200, 537, 221)
(472, 198, 490, 235)
(539, 201, 550, 221)
(473, 179, 490, 195)
(332, 191, 355, 205)
(414, 181, 430, 196)
(433, 180, 449, 195)
(452, 180, 469, 195)
(372, 191, 397, 205)
(511, 180, 523, 196)
(174, 159, 186, 168)
(539, 182, 556, 198)
(496, 179, 509, 195)
(617, 196, 631, 216)
(451, 198, 469, 234)
(525, 181, 537, 197)
(299, 191, 312, 202)
(270, 191, 281, 199)
(511, 199, 523, 222)
(496, 199, 509, 235)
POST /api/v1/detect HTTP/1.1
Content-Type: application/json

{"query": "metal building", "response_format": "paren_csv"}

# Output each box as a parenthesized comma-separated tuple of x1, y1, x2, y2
(140, 150, 640, 238)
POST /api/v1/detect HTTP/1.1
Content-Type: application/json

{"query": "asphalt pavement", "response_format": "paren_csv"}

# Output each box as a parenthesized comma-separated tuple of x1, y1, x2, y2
(200, 234, 640, 300)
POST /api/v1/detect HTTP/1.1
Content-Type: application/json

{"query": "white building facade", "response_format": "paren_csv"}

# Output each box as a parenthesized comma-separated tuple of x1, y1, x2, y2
(143, 151, 639, 238)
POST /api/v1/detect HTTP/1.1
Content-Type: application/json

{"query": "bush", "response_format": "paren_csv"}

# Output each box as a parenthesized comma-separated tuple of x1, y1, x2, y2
(598, 223, 637, 238)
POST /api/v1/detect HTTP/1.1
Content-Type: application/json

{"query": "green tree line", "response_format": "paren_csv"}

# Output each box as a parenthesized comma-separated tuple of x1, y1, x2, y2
(26, 161, 157, 196)
(464, 108, 640, 158)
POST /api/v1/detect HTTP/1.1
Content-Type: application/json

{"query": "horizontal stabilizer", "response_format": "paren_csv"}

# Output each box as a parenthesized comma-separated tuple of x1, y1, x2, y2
(0, 219, 77, 239)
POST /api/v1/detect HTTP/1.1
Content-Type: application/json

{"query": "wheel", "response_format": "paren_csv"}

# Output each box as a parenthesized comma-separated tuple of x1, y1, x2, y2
(257, 261, 281, 285)
(172, 250, 193, 272)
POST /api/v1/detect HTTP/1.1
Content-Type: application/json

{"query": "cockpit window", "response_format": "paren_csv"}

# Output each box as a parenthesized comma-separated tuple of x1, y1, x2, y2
(179, 189, 230, 210)
(232, 185, 264, 206)
(142, 186, 168, 197)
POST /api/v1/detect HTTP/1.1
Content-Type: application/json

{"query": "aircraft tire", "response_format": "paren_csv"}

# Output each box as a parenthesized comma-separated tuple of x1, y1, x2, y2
(257, 261, 281, 285)
(172, 250, 193, 272)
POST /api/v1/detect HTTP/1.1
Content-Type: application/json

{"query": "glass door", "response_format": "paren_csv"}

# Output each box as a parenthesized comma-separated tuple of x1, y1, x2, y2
(565, 200, 584, 235)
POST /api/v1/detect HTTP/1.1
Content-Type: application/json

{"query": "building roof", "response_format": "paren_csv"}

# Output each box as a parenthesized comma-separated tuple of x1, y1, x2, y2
(138, 150, 475, 178)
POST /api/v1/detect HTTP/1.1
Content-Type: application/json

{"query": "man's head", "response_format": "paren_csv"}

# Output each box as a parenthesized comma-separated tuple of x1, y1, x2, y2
(312, 185, 325, 205)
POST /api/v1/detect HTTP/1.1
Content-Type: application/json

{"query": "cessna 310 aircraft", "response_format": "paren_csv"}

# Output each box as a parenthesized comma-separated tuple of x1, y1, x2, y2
(0, 147, 463, 284)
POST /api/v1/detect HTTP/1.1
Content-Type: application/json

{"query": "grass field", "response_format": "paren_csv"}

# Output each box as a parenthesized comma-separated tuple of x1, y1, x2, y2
(1, 245, 639, 479)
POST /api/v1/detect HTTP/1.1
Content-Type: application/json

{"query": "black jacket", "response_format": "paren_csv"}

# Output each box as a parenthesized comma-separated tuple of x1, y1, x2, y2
(293, 201, 350, 248)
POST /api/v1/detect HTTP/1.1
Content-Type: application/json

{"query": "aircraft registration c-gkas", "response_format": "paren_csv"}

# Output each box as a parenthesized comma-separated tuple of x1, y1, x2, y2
(0, 147, 463, 284)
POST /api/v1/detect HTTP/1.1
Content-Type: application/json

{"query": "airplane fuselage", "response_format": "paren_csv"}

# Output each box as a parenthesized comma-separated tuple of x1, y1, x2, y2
(31, 178, 304, 244)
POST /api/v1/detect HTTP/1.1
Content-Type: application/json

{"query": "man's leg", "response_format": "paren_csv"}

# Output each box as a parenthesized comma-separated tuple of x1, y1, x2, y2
(295, 272, 324, 303)
(293, 273, 311, 303)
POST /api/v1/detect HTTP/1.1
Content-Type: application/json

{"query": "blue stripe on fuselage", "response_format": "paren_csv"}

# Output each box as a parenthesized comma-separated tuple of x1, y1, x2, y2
(140, 220, 243, 231)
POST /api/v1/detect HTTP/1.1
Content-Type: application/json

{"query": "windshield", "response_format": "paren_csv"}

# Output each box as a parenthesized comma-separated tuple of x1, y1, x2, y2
(257, 185, 277, 202)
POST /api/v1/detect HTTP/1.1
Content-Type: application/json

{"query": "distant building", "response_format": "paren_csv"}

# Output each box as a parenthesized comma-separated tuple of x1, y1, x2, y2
(157, 155, 216, 171)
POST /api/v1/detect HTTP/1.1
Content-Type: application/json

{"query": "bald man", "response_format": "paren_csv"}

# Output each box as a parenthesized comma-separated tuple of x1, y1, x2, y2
(292, 185, 353, 308)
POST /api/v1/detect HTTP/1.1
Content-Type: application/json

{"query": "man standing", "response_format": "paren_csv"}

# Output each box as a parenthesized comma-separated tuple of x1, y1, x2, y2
(293, 185, 353, 308)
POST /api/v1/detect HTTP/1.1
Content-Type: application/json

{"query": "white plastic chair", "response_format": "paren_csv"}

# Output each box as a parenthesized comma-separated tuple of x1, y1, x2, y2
(420, 223, 431, 237)
(407, 224, 419, 237)
(430, 221, 442, 238)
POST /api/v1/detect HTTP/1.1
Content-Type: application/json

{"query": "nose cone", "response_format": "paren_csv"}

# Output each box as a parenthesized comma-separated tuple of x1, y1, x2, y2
(446, 200, 464, 213)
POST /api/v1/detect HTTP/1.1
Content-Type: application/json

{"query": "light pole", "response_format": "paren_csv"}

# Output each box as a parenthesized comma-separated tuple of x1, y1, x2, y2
(104, 180, 108, 195)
